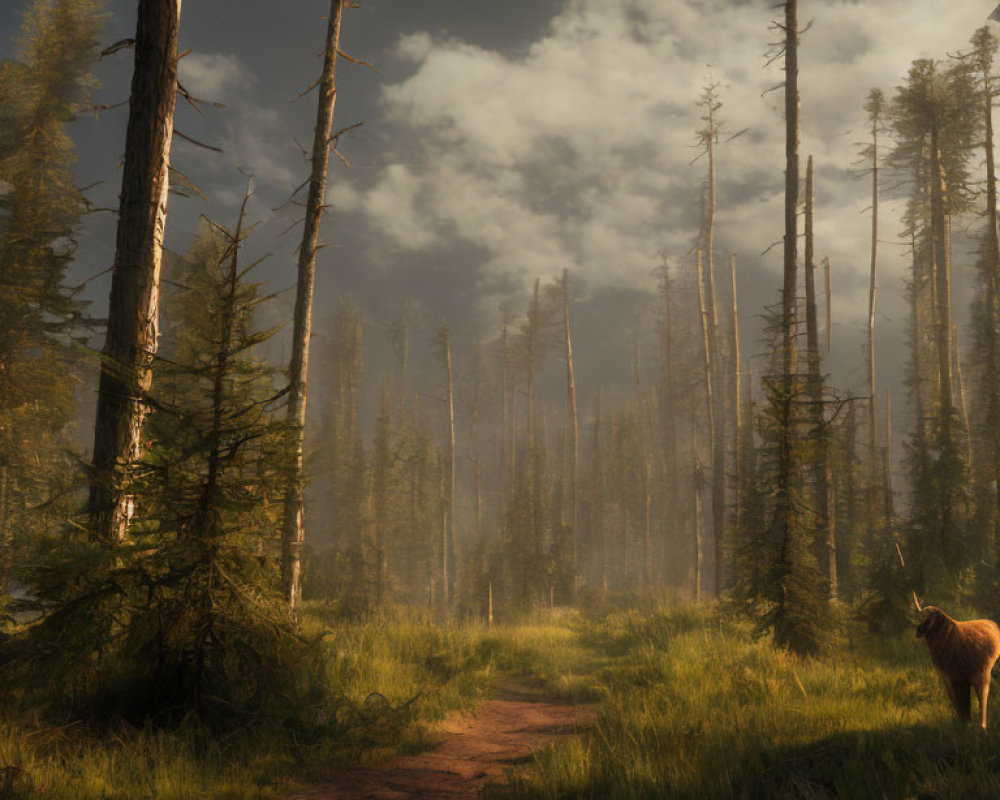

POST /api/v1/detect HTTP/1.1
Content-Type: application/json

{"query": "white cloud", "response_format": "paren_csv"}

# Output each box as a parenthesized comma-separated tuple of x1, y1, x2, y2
(178, 52, 252, 102)
(333, 0, 996, 328)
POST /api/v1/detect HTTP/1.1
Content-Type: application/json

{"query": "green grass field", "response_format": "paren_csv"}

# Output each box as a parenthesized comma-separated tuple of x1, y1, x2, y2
(2, 602, 997, 799)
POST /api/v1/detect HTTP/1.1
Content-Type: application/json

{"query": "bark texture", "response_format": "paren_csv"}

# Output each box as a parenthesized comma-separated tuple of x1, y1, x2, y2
(281, 0, 344, 613)
(88, 0, 181, 542)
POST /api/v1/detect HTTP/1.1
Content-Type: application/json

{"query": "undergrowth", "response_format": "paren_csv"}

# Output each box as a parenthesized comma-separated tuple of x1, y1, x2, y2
(6, 601, 997, 799)
(0, 603, 591, 799)
(499, 605, 1000, 800)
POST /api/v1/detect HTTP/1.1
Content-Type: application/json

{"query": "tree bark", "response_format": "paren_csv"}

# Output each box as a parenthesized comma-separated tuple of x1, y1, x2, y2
(804, 156, 834, 599)
(440, 324, 456, 609)
(281, 0, 345, 615)
(562, 270, 579, 600)
(867, 98, 880, 507)
(696, 249, 723, 595)
(929, 131, 953, 413)
(88, 0, 181, 542)
(730, 255, 742, 537)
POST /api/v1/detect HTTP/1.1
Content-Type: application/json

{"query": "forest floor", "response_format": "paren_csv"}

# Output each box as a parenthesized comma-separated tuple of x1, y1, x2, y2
(14, 603, 1000, 799)
(282, 681, 595, 800)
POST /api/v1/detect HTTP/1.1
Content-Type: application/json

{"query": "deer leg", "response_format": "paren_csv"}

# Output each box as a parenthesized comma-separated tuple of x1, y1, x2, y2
(950, 678, 971, 721)
(975, 676, 990, 730)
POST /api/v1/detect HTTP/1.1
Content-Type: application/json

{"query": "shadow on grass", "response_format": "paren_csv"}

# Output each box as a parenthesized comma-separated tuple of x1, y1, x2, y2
(496, 720, 1000, 800)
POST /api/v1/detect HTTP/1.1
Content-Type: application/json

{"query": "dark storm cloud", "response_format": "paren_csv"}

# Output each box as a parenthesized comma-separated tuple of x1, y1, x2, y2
(1, 0, 998, 431)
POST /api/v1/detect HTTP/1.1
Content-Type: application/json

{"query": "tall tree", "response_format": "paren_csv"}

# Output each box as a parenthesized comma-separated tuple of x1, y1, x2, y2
(695, 249, 721, 593)
(88, 0, 180, 543)
(281, 0, 346, 615)
(804, 156, 834, 597)
(758, 0, 828, 654)
(864, 89, 885, 510)
(561, 269, 579, 599)
(0, 0, 102, 583)
(967, 27, 1000, 590)
(696, 83, 727, 594)
(891, 57, 978, 595)
(437, 322, 456, 609)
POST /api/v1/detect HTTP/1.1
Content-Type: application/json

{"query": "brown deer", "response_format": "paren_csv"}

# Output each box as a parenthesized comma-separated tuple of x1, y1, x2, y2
(916, 606, 1000, 729)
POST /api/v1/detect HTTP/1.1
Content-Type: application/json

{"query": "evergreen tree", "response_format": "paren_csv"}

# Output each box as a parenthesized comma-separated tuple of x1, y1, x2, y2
(889, 57, 979, 599)
(0, 0, 101, 588)
(10, 196, 311, 726)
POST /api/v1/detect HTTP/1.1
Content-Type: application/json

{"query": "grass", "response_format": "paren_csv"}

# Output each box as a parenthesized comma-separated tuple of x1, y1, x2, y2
(0, 603, 593, 799)
(498, 606, 1000, 800)
(5, 601, 1000, 798)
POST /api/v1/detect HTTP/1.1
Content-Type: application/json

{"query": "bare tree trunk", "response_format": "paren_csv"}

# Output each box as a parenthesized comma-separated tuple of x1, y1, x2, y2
(88, 0, 181, 542)
(501, 314, 512, 496)
(693, 452, 703, 604)
(867, 97, 881, 505)
(434, 323, 456, 610)
(696, 249, 723, 595)
(975, 31, 1000, 557)
(730, 255, 742, 535)
(595, 390, 607, 596)
(281, 0, 345, 615)
(930, 132, 953, 413)
(0, 465, 8, 591)
(643, 462, 652, 591)
(526, 279, 541, 448)
(804, 156, 835, 599)
(782, 0, 799, 383)
(774, 0, 800, 584)
(562, 270, 579, 600)
(658, 262, 679, 585)
(953, 324, 973, 466)
(822, 258, 832, 353)
(884, 389, 895, 520)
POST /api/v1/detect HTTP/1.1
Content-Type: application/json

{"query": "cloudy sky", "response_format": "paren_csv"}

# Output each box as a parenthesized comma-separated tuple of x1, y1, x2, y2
(1, 0, 997, 428)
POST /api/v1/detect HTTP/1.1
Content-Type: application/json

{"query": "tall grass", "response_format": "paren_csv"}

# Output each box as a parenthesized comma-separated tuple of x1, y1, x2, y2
(501, 606, 1000, 800)
(9, 601, 996, 799)
(0, 603, 593, 799)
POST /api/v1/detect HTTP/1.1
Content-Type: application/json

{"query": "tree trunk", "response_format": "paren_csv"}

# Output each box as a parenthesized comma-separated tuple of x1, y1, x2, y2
(929, 132, 953, 413)
(658, 262, 679, 586)
(88, 0, 181, 542)
(501, 315, 512, 496)
(867, 104, 880, 505)
(825, 258, 832, 353)
(526, 279, 540, 448)
(884, 389, 895, 520)
(953, 324, 973, 466)
(730, 255, 742, 539)
(696, 249, 723, 595)
(562, 270, 579, 600)
(0, 465, 8, 591)
(980, 38, 1000, 554)
(441, 324, 456, 608)
(281, 0, 344, 615)
(782, 0, 799, 382)
(775, 0, 800, 569)
(804, 156, 834, 599)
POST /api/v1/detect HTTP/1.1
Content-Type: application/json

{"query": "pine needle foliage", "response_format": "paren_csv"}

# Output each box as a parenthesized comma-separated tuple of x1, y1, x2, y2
(729, 311, 829, 656)
(5, 193, 322, 729)
(0, 0, 102, 590)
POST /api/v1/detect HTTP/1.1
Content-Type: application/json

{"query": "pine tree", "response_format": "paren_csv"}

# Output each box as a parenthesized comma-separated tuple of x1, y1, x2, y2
(12, 195, 310, 725)
(890, 57, 979, 597)
(0, 0, 102, 588)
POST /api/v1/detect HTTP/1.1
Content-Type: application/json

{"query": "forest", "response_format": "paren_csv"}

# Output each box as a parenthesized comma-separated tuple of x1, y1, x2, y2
(6, 0, 1000, 798)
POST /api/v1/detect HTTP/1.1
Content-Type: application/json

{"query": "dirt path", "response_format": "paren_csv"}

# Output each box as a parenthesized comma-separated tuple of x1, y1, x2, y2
(284, 682, 594, 799)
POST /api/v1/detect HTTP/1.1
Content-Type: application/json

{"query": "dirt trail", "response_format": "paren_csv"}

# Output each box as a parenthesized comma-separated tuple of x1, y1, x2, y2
(284, 682, 594, 800)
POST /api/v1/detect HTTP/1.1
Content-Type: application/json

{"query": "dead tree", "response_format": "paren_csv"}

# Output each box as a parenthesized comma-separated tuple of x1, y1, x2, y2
(88, 0, 181, 542)
(281, 0, 345, 614)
